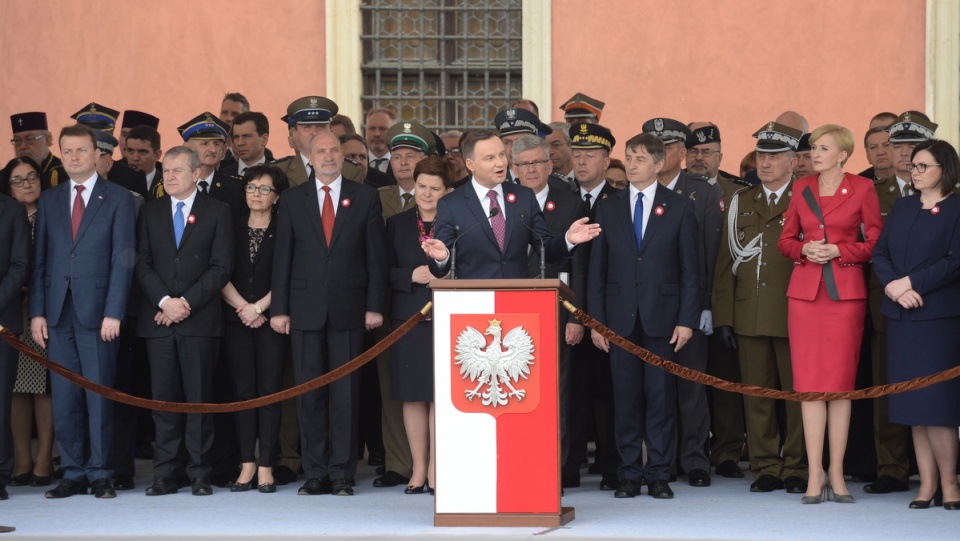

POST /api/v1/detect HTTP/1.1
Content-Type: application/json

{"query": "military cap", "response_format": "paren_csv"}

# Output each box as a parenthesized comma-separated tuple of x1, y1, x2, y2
(284, 96, 339, 126)
(495, 108, 552, 138)
(95, 131, 119, 154)
(431, 132, 446, 157)
(386, 121, 433, 153)
(10, 112, 48, 134)
(71, 102, 120, 131)
(642, 118, 690, 145)
(560, 93, 605, 122)
(569, 122, 615, 151)
(796, 133, 812, 152)
(177, 112, 230, 141)
(752, 121, 803, 153)
(887, 111, 937, 143)
(121, 110, 160, 130)
(687, 125, 721, 148)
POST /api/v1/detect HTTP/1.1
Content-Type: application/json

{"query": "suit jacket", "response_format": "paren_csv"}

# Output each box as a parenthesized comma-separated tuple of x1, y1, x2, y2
(378, 184, 416, 220)
(427, 180, 570, 280)
(873, 193, 960, 321)
(224, 216, 277, 323)
(29, 176, 136, 328)
(867, 175, 907, 331)
(385, 209, 433, 321)
(778, 173, 883, 301)
(671, 172, 723, 311)
(366, 167, 395, 188)
(0, 194, 30, 333)
(579, 180, 619, 222)
(206, 170, 247, 220)
(135, 194, 235, 338)
(105, 161, 152, 202)
(713, 182, 795, 338)
(530, 183, 586, 324)
(271, 178, 387, 330)
(587, 183, 700, 338)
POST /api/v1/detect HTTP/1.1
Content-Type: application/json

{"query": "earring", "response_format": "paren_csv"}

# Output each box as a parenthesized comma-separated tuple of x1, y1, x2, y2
(837, 161, 842, 168)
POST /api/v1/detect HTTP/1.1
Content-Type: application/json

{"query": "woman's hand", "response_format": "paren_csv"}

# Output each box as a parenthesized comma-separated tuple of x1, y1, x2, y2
(237, 304, 261, 325)
(884, 277, 913, 302)
(412, 265, 432, 285)
(896, 289, 923, 310)
(802, 239, 839, 264)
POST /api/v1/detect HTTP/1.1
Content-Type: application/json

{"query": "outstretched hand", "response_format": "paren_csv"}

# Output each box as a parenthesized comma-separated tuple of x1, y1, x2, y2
(567, 217, 601, 245)
(421, 238, 449, 261)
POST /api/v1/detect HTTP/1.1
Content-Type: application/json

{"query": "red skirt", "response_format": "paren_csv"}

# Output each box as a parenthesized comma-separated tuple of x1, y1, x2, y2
(787, 281, 865, 392)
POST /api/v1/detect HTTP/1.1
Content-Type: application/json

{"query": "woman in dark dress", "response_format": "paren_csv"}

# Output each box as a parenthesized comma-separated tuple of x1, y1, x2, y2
(386, 156, 454, 494)
(873, 139, 960, 510)
(220, 165, 289, 493)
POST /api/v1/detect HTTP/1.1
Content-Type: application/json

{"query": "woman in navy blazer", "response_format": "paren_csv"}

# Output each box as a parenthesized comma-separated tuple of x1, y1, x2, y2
(778, 124, 883, 504)
(220, 165, 290, 493)
(873, 140, 960, 510)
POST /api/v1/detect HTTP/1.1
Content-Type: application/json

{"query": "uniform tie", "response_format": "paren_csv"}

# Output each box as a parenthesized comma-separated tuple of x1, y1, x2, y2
(401, 192, 414, 210)
(198, 180, 209, 194)
(768, 192, 778, 209)
(901, 183, 911, 197)
(321, 186, 335, 246)
(488, 190, 506, 251)
(583, 192, 593, 216)
(371, 158, 388, 172)
(633, 192, 644, 252)
(173, 201, 185, 248)
(71, 185, 85, 241)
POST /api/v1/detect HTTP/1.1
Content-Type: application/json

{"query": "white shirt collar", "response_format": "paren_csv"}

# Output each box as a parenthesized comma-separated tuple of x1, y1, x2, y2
(762, 182, 789, 202)
(238, 155, 266, 175)
(471, 178, 503, 203)
(169, 186, 199, 217)
(535, 185, 549, 211)
(579, 180, 607, 204)
(664, 172, 681, 191)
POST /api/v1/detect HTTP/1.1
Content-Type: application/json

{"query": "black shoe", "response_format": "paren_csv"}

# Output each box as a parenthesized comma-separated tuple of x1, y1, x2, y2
(145, 477, 178, 496)
(91, 478, 116, 499)
(113, 475, 135, 491)
(297, 477, 331, 495)
(331, 478, 353, 496)
(561, 474, 580, 488)
(614, 479, 640, 498)
(715, 460, 744, 479)
(273, 465, 298, 486)
(8, 473, 31, 487)
(944, 501, 960, 510)
(45, 479, 88, 498)
(863, 475, 908, 494)
(648, 480, 674, 499)
(191, 477, 213, 496)
(210, 472, 235, 488)
(784, 476, 808, 494)
(750, 474, 785, 493)
(0, 485, 7, 501)
(29, 474, 52, 487)
(229, 479, 255, 492)
(258, 482, 276, 494)
(372, 470, 409, 488)
(600, 474, 619, 491)
(688, 469, 711, 487)
(404, 483, 426, 494)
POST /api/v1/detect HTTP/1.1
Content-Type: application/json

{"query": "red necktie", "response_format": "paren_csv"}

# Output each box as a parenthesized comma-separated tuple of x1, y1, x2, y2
(488, 190, 505, 251)
(71, 184, 86, 241)
(321, 186, 335, 246)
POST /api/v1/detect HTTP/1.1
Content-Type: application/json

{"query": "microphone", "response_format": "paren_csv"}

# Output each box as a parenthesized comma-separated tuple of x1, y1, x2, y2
(450, 207, 499, 279)
(519, 210, 546, 279)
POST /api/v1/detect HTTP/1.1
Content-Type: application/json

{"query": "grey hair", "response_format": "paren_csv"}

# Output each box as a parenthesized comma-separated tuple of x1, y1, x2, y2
(548, 122, 571, 144)
(511, 134, 549, 163)
(164, 145, 200, 171)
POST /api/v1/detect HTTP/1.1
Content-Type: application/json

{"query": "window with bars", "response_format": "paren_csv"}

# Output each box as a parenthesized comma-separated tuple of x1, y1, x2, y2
(360, 0, 522, 132)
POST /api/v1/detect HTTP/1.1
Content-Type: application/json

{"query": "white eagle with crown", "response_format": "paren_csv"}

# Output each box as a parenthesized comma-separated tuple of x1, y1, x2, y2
(454, 319, 535, 407)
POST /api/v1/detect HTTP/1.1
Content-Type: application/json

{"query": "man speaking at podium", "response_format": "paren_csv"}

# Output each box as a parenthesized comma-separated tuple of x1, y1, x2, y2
(421, 130, 599, 278)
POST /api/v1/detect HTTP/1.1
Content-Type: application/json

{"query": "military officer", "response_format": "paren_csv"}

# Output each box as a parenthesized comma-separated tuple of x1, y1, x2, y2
(494, 107, 553, 185)
(10, 112, 61, 187)
(712, 122, 807, 494)
(61, 103, 149, 196)
(559, 92, 605, 125)
(118, 110, 160, 156)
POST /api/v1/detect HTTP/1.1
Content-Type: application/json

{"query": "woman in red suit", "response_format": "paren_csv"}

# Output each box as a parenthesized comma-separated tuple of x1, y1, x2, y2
(778, 124, 883, 504)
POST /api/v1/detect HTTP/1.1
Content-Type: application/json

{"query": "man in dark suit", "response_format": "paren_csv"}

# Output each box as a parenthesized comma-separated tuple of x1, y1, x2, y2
(0, 192, 30, 501)
(121, 125, 163, 201)
(270, 130, 388, 497)
(135, 145, 234, 496)
(220, 112, 270, 178)
(422, 130, 599, 279)
(118, 109, 160, 157)
(30, 124, 137, 499)
(588, 132, 699, 499)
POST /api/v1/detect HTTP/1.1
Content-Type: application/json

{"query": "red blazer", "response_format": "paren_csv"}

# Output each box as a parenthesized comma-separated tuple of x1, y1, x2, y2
(777, 173, 883, 301)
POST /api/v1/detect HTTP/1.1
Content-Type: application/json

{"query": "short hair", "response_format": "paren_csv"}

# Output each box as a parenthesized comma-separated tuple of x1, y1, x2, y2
(126, 125, 161, 153)
(510, 98, 540, 117)
(242, 164, 290, 195)
(59, 124, 98, 150)
(414, 155, 456, 189)
(365, 107, 397, 123)
(624, 133, 666, 163)
(339, 133, 367, 148)
(164, 145, 201, 171)
(810, 124, 855, 165)
(222, 92, 250, 111)
(510, 134, 549, 163)
(870, 111, 898, 128)
(912, 139, 960, 197)
(460, 129, 500, 161)
(439, 129, 463, 140)
(548, 122, 571, 144)
(232, 111, 269, 136)
(863, 125, 888, 146)
(330, 114, 357, 135)
(740, 151, 757, 178)
(306, 130, 340, 154)
(0, 156, 43, 196)
(607, 158, 625, 173)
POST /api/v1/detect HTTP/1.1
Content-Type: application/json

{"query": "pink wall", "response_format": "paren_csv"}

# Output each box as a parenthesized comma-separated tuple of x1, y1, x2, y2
(551, 0, 927, 174)
(0, 0, 326, 163)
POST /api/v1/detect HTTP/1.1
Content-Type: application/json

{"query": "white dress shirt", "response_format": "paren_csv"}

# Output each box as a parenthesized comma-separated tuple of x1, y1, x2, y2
(316, 176, 343, 216)
(629, 182, 659, 240)
(69, 173, 98, 216)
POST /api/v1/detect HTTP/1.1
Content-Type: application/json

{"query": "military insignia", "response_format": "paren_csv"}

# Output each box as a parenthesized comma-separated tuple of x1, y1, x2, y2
(545, 201, 556, 211)
(719, 200, 725, 212)
(654, 118, 664, 132)
(204, 112, 213, 121)
(455, 319, 535, 407)
(780, 216, 786, 226)
(931, 205, 940, 215)
(737, 231, 745, 241)
(579, 124, 589, 135)
(90, 104, 98, 113)
(767, 121, 775, 131)
(187, 214, 196, 224)
(903, 112, 912, 122)
(654, 206, 665, 216)
(841, 188, 848, 194)
(696, 131, 707, 143)
(309, 97, 319, 107)
(216, 182, 222, 188)
(601, 193, 608, 199)
(787, 190, 792, 198)
(676, 189, 683, 195)
(888, 185, 895, 193)
(506, 193, 516, 203)
(403, 122, 412, 133)
(341, 198, 351, 207)
(688, 191, 696, 201)
(506, 109, 517, 120)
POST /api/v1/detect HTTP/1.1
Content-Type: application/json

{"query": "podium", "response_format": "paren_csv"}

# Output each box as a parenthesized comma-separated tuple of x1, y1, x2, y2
(430, 279, 575, 527)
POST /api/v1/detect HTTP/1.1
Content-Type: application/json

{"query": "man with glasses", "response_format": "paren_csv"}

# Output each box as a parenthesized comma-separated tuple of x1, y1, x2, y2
(10, 112, 60, 187)
(439, 130, 467, 182)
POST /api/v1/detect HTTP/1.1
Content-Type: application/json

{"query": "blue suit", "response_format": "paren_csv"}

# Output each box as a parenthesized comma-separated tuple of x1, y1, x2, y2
(29, 176, 136, 483)
(587, 183, 699, 482)
(428, 180, 570, 279)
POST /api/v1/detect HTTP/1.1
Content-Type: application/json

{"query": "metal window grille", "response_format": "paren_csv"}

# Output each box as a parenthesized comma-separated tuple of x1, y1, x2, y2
(360, 0, 522, 132)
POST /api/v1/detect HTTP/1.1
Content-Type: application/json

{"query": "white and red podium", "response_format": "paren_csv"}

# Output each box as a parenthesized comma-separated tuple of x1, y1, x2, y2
(430, 279, 575, 527)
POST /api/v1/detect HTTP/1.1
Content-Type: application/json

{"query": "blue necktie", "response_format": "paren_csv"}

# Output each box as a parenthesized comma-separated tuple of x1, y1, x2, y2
(633, 192, 644, 252)
(174, 201, 185, 248)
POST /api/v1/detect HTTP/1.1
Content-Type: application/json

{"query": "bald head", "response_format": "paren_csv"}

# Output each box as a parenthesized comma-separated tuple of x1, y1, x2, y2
(775, 111, 809, 134)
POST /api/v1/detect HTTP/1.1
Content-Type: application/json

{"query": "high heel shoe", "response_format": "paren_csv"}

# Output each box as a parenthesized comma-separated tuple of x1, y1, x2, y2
(258, 482, 276, 493)
(404, 483, 426, 495)
(427, 485, 435, 496)
(801, 483, 831, 504)
(7, 473, 31, 487)
(944, 501, 960, 510)
(910, 489, 943, 509)
(229, 475, 257, 492)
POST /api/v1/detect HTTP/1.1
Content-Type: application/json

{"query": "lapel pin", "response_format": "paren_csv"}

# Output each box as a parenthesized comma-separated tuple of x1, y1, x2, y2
(841, 188, 848, 194)
(506, 193, 517, 203)
(341, 198, 351, 207)
(187, 214, 196, 224)
(931, 206, 940, 215)
(654, 206, 665, 216)
(676, 189, 683, 195)
(719, 200, 725, 212)
(888, 185, 896, 193)
(787, 190, 792, 197)
(545, 201, 555, 211)
(97, 195, 103, 200)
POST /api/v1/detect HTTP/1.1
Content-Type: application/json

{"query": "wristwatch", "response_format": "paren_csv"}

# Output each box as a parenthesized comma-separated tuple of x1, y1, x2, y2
(254, 304, 263, 315)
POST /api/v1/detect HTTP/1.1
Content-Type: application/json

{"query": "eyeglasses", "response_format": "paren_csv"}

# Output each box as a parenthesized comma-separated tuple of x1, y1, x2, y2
(245, 184, 277, 195)
(907, 163, 941, 173)
(9, 172, 40, 187)
(343, 153, 368, 163)
(10, 134, 45, 146)
(514, 159, 551, 169)
(687, 148, 719, 158)
(446, 147, 461, 155)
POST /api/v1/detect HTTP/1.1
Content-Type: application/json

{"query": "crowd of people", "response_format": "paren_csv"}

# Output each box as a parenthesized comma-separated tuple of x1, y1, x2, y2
(0, 92, 958, 512)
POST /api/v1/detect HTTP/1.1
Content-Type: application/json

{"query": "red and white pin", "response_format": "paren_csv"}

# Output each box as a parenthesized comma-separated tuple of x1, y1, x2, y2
(719, 200, 725, 212)
(545, 201, 556, 211)
(506, 193, 517, 203)
(341, 198, 351, 207)
(841, 188, 848, 194)
(931, 205, 940, 215)
(187, 214, 197, 224)
(654, 206, 665, 216)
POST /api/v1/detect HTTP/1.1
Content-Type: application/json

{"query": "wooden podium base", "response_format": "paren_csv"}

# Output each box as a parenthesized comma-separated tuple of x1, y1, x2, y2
(435, 507, 575, 527)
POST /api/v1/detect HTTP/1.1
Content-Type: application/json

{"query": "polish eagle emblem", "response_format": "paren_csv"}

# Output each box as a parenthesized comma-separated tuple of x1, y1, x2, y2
(454, 319, 535, 407)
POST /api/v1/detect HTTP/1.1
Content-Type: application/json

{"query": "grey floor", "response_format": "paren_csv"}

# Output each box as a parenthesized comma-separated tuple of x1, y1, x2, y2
(0, 460, 957, 540)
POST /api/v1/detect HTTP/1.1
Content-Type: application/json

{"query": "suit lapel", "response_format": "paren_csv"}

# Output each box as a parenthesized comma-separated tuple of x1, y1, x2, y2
(302, 181, 327, 250)
(613, 189, 636, 254)
(822, 174, 854, 218)
(156, 196, 177, 250)
(753, 189, 771, 221)
(178, 194, 206, 249)
(329, 180, 355, 249)
(58, 182, 73, 241)
(501, 183, 517, 252)
(72, 177, 108, 246)
(638, 184, 671, 256)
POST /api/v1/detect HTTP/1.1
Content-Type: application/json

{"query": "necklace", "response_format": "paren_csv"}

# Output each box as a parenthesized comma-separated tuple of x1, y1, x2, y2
(416, 208, 434, 244)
